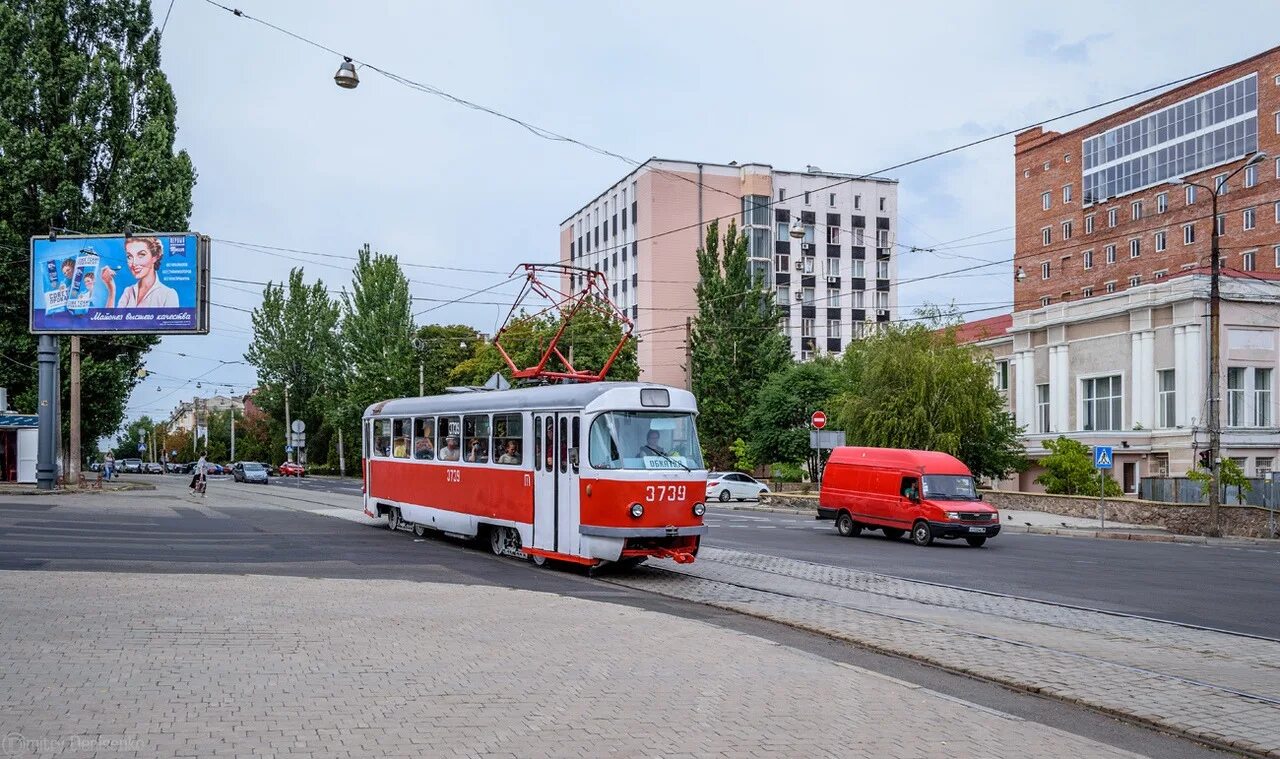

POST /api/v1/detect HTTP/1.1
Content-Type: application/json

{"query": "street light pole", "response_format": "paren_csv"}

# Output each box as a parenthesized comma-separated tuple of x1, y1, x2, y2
(283, 384, 292, 464)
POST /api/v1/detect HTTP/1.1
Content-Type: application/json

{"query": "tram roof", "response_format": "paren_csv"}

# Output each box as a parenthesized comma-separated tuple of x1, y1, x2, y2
(363, 382, 692, 418)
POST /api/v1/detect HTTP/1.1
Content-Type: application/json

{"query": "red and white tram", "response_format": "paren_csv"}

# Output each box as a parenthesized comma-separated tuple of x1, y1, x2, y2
(361, 382, 707, 567)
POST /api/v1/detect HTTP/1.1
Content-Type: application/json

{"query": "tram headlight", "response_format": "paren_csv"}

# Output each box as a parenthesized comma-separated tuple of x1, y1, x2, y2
(692, 502, 706, 517)
(629, 503, 645, 518)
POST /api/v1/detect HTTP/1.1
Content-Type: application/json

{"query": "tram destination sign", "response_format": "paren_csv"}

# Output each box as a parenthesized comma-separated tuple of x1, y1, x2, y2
(29, 232, 210, 335)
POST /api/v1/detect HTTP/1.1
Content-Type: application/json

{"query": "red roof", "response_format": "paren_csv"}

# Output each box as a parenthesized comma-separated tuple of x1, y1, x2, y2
(952, 313, 1012, 344)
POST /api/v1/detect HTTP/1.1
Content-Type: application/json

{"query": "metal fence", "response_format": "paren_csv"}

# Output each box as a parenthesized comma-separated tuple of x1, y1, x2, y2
(1140, 476, 1280, 507)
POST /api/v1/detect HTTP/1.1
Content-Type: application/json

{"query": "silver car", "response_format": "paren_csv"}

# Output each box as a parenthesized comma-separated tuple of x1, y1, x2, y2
(231, 461, 269, 484)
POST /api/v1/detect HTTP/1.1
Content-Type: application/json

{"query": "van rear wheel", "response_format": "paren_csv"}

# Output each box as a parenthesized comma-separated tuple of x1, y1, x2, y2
(911, 521, 934, 547)
(965, 536, 987, 547)
(835, 513, 861, 537)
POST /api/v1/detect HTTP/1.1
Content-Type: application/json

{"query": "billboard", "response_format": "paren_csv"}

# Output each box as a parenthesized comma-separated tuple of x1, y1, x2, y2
(29, 233, 209, 334)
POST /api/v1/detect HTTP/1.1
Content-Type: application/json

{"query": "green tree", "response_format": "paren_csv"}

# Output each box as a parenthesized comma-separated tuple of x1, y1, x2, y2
(113, 415, 154, 460)
(1187, 458, 1251, 504)
(745, 359, 844, 481)
(691, 219, 791, 470)
(244, 268, 341, 464)
(835, 324, 1026, 481)
(450, 309, 637, 386)
(415, 324, 484, 395)
(1035, 436, 1121, 496)
(0, 0, 196, 447)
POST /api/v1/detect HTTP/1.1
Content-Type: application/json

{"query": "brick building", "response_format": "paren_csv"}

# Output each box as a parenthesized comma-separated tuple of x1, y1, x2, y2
(1014, 45, 1280, 311)
(560, 159, 898, 387)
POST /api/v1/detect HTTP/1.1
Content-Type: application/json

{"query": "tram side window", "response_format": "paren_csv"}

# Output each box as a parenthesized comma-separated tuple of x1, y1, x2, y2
(571, 416, 580, 472)
(533, 416, 542, 469)
(391, 418, 412, 458)
(493, 414, 523, 465)
(412, 417, 435, 460)
(559, 417, 568, 473)
(544, 418, 555, 472)
(437, 415, 461, 461)
(463, 414, 490, 463)
(373, 418, 392, 458)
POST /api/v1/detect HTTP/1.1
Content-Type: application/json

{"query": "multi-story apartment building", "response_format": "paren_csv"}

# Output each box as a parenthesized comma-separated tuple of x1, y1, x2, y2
(1014, 45, 1280, 310)
(967, 273, 1280, 493)
(560, 159, 898, 387)
(167, 395, 245, 432)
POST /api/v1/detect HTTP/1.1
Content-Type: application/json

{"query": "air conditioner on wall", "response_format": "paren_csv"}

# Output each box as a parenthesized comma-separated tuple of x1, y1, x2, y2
(794, 292, 804, 301)
(876, 309, 888, 317)
(826, 276, 838, 283)
(801, 243, 814, 252)
(794, 261, 804, 271)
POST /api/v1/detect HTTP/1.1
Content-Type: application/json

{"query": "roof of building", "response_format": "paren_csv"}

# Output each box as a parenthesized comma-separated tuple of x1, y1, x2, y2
(952, 313, 1013, 344)
(0, 414, 38, 427)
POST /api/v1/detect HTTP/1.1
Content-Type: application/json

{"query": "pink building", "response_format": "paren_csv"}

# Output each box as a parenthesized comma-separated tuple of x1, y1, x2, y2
(559, 159, 899, 387)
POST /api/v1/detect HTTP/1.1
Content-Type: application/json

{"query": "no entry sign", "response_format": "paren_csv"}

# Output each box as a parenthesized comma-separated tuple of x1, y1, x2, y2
(811, 410, 827, 429)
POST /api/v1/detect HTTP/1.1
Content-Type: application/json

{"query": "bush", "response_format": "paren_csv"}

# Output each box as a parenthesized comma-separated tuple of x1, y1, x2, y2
(301, 464, 351, 477)
(1035, 436, 1121, 496)
(771, 462, 806, 483)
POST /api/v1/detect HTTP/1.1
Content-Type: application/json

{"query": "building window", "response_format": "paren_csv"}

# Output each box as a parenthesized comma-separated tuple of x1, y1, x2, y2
(1216, 214, 1226, 235)
(778, 189, 786, 202)
(776, 221, 788, 241)
(1154, 269, 1168, 280)
(1129, 238, 1140, 258)
(1275, 245, 1280, 267)
(851, 259, 865, 278)
(1244, 207, 1256, 230)
(1227, 367, 1246, 427)
(1036, 384, 1051, 433)
(1061, 220, 1073, 240)
(803, 191, 811, 205)
(876, 259, 890, 279)
(1155, 231, 1166, 251)
(828, 319, 841, 338)
(827, 225, 840, 244)
(1158, 369, 1176, 428)
(1275, 200, 1280, 223)
(875, 290, 889, 310)
(1214, 173, 1229, 194)
(1156, 192, 1168, 214)
(1082, 376, 1122, 431)
(776, 285, 790, 304)
(775, 253, 789, 271)
(803, 257, 815, 274)
(1105, 245, 1117, 264)
(828, 287, 841, 308)
(1040, 296, 1051, 307)
(854, 194, 861, 210)
(853, 228, 865, 246)
(1186, 185, 1196, 205)
(1243, 250, 1257, 271)
(1063, 184, 1073, 203)
(1257, 457, 1274, 477)
(1128, 274, 1141, 287)
(876, 229, 890, 248)
(1041, 227, 1051, 246)
(1183, 223, 1195, 245)
(1105, 281, 1117, 293)
(1041, 261, 1051, 280)
(1085, 214, 1095, 234)
(879, 197, 886, 211)
(829, 192, 836, 207)
(1245, 164, 1258, 188)
(801, 318, 814, 338)
(1256, 368, 1273, 427)
(1131, 201, 1142, 220)
(995, 361, 1009, 391)
(851, 289, 865, 308)
(1082, 286, 1093, 297)
(803, 225, 815, 245)
(1083, 249, 1094, 269)
(1108, 208, 1118, 227)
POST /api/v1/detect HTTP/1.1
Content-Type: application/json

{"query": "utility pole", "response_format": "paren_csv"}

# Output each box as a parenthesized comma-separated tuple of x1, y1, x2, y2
(1207, 187, 1223, 537)
(69, 335, 81, 484)
(684, 317, 693, 391)
(283, 384, 292, 464)
(230, 409, 236, 462)
(337, 427, 346, 478)
(419, 361, 424, 397)
(36, 336, 58, 491)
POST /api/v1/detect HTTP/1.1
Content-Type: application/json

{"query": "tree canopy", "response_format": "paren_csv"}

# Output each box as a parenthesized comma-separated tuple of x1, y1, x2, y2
(1036, 436, 1121, 496)
(744, 359, 844, 481)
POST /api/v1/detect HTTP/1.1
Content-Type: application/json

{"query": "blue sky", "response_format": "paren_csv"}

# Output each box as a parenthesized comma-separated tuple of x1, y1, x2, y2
(123, 0, 1280, 424)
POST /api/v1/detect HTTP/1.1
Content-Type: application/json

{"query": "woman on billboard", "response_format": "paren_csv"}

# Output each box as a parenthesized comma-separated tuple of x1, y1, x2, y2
(101, 237, 179, 308)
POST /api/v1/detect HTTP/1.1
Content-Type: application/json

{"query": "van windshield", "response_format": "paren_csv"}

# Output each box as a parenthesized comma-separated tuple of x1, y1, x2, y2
(588, 411, 704, 471)
(922, 475, 977, 500)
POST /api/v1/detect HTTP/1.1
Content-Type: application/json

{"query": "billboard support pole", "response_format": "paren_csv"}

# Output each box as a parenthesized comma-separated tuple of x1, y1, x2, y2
(69, 335, 81, 486)
(36, 335, 59, 491)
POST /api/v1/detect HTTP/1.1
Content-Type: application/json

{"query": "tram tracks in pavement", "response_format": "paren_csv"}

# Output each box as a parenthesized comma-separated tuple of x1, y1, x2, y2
(602, 549, 1280, 758)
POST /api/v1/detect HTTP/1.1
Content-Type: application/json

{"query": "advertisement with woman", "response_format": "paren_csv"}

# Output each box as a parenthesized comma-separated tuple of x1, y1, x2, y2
(29, 233, 209, 334)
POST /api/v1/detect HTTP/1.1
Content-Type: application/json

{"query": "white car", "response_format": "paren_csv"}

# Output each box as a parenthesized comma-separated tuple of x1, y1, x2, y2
(706, 472, 770, 503)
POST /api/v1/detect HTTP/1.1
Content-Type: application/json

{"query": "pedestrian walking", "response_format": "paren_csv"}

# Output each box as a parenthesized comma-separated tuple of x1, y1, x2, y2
(189, 451, 207, 497)
(104, 452, 115, 481)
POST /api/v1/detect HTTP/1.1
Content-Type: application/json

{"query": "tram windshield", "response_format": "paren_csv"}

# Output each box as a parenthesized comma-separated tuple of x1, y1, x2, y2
(589, 411, 703, 471)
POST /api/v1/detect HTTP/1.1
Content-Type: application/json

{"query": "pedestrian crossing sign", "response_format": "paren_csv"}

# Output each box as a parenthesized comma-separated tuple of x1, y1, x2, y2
(1093, 446, 1113, 469)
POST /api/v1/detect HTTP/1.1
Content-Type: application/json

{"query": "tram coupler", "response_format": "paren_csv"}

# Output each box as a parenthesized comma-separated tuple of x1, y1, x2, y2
(650, 547, 696, 564)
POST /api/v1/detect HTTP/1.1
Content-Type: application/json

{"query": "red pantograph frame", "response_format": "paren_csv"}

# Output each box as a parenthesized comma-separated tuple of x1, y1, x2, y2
(493, 264, 634, 383)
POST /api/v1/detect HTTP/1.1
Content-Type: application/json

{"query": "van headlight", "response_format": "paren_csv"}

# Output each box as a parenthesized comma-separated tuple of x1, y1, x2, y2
(945, 511, 961, 520)
(629, 503, 644, 518)
(989, 511, 1000, 522)
(692, 502, 706, 517)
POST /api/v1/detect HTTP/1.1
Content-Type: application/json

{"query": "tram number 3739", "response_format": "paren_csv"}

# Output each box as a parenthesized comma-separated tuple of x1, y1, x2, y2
(646, 485, 687, 502)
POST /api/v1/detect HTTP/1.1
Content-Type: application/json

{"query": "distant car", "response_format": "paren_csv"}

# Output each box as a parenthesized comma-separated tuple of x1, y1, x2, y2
(278, 461, 305, 477)
(88, 461, 101, 472)
(120, 458, 143, 473)
(166, 461, 188, 474)
(206, 463, 225, 476)
(231, 461, 269, 484)
(706, 472, 770, 503)
(143, 462, 164, 474)
(259, 462, 278, 476)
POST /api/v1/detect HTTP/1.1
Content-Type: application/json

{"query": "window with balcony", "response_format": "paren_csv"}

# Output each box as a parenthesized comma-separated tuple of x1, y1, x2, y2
(1082, 375, 1122, 431)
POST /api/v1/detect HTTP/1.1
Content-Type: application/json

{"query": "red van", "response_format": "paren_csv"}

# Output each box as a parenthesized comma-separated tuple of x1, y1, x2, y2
(817, 447, 1000, 547)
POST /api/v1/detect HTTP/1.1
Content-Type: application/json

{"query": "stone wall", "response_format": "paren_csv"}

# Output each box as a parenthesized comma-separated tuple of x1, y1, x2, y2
(982, 490, 1277, 539)
(758, 493, 820, 512)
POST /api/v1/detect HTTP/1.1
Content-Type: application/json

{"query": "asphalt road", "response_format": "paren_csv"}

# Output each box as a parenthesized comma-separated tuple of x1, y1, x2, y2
(703, 508, 1280, 638)
(0, 484, 1229, 758)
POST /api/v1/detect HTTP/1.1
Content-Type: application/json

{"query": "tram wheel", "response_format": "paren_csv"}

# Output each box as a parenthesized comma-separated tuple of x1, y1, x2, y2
(488, 526, 506, 555)
(530, 553, 548, 567)
(387, 508, 400, 531)
(412, 523, 426, 537)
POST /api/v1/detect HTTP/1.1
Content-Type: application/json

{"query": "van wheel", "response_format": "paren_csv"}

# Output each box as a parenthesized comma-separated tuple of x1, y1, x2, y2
(835, 512, 861, 537)
(882, 528, 904, 540)
(718, 489, 731, 502)
(965, 536, 987, 547)
(911, 521, 934, 547)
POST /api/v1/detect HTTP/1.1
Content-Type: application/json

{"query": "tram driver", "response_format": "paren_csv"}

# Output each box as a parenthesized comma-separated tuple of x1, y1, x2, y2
(637, 429, 664, 458)
(439, 435, 461, 461)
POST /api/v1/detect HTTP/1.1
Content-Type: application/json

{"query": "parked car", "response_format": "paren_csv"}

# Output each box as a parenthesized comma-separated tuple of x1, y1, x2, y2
(165, 461, 189, 474)
(120, 458, 143, 473)
(206, 463, 225, 476)
(706, 472, 770, 502)
(278, 461, 305, 477)
(817, 447, 1000, 547)
(88, 460, 101, 472)
(231, 461, 269, 484)
(143, 462, 164, 474)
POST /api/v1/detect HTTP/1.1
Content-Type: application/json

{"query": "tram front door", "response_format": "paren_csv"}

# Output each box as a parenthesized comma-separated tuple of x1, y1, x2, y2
(532, 412, 580, 556)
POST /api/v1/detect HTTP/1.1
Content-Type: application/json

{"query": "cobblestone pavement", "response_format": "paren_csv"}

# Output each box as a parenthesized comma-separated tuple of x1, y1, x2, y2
(607, 548, 1280, 757)
(0, 571, 1150, 759)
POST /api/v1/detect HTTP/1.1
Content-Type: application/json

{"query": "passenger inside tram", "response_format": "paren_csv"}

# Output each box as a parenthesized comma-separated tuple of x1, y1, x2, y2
(439, 435, 461, 461)
(497, 440, 520, 464)
(414, 435, 434, 460)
